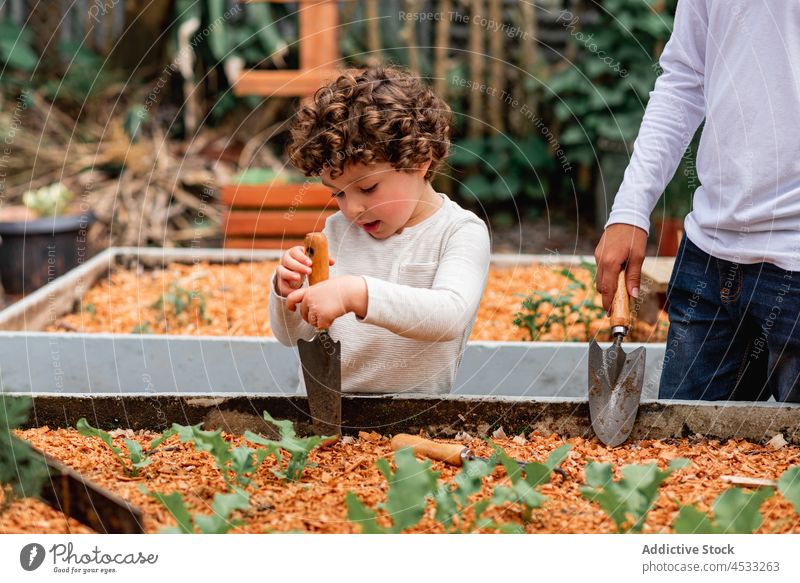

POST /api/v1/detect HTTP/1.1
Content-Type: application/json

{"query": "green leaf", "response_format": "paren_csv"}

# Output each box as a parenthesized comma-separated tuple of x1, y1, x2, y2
(673, 505, 717, 534)
(347, 448, 439, 534)
(383, 448, 440, 533)
(195, 490, 250, 534)
(246, 3, 287, 58)
(674, 487, 774, 534)
(124, 439, 151, 473)
(148, 490, 194, 534)
(712, 487, 773, 534)
(172, 423, 237, 489)
(149, 427, 177, 451)
(584, 461, 613, 488)
(0, 395, 46, 510)
(778, 466, 800, 515)
(76, 418, 128, 473)
(346, 492, 387, 534)
(0, 37, 38, 72)
(207, 0, 228, 60)
(244, 411, 327, 482)
(434, 457, 496, 532)
(582, 460, 688, 533)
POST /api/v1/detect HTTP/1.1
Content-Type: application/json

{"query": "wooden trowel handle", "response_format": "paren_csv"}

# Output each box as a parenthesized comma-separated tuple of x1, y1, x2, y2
(609, 270, 632, 329)
(305, 232, 329, 285)
(391, 434, 466, 466)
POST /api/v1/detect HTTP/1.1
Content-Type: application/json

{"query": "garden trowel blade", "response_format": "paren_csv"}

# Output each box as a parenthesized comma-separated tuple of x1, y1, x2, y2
(588, 340, 645, 447)
(298, 330, 342, 436)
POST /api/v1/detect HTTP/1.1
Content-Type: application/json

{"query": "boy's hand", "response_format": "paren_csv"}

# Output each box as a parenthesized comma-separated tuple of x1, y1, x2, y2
(275, 245, 335, 298)
(594, 223, 648, 312)
(286, 276, 367, 330)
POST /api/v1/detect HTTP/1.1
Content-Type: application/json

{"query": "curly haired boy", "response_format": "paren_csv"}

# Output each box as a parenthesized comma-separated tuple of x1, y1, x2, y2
(269, 65, 491, 394)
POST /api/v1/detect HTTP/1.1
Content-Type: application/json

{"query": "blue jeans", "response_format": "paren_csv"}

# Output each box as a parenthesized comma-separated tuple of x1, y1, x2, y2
(659, 236, 800, 402)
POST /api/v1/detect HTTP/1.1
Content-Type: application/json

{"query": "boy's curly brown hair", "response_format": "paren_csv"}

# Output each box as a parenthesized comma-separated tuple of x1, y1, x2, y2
(286, 66, 451, 182)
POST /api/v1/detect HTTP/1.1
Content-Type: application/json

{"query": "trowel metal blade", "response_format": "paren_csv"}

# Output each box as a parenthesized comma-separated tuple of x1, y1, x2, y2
(298, 331, 342, 436)
(588, 341, 646, 447)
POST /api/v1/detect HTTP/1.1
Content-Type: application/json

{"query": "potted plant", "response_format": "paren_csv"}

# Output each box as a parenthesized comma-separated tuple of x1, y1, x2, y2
(0, 182, 95, 295)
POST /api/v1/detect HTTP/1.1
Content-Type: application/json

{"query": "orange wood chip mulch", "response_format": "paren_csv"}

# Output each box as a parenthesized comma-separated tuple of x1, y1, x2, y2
(2, 428, 798, 535)
(47, 262, 669, 342)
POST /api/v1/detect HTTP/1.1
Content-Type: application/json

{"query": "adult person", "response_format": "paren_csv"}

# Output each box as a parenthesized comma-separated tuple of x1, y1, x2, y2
(594, 0, 800, 401)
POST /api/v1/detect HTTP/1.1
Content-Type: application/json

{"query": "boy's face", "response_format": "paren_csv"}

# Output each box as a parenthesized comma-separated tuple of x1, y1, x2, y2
(320, 161, 431, 239)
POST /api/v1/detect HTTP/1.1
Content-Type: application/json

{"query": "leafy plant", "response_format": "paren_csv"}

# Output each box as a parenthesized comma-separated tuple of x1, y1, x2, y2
(581, 458, 689, 533)
(513, 265, 605, 341)
(22, 182, 74, 217)
(346, 447, 440, 534)
(1, 395, 46, 512)
(76, 418, 175, 477)
(673, 487, 773, 534)
(171, 423, 269, 491)
(0, 19, 38, 74)
(433, 456, 498, 533)
(488, 443, 572, 524)
(778, 466, 800, 515)
(549, 0, 677, 164)
(152, 283, 210, 323)
(450, 134, 553, 207)
(244, 411, 328, 482)
(147, 488, 249, 534)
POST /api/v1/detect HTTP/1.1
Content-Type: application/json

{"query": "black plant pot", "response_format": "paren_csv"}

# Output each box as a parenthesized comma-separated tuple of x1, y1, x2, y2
(0, 211, 95, 295)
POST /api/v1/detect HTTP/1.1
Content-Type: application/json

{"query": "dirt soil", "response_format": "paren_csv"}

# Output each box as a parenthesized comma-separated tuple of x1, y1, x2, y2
(46, 261, 668, 342)
(2, 428, 798, 535)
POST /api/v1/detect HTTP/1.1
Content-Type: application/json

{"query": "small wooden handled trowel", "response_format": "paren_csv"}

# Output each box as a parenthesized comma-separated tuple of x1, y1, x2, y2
(297, 232, 342, 436)
(588, 270, 646, 447)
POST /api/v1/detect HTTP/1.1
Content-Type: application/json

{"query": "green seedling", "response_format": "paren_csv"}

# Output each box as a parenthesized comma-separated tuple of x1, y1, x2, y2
(513, 266, 605, 341)
(346, 447, 440, 534)
(581, 458, 690, 533)
(488, 442, 572, 524)
(170, 423, 269, 490)
(76, 418, 175, 477)
(777, 466, 800, 515)
(673, 487, 774, 534)
(244, 411, 328, 482)
(152, 283, 210, 322)
(433, 456, 498, 533)
(146, 488, 249, 534)
(1, 395, 46, 513)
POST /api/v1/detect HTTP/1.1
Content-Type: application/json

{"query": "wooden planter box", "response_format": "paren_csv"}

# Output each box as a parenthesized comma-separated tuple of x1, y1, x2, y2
(222, 181, 336, 249)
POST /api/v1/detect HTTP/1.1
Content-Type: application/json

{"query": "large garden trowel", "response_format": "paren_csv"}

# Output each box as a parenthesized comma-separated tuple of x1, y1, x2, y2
(588, 270, 645, 447)
(297, 232, 342, 437)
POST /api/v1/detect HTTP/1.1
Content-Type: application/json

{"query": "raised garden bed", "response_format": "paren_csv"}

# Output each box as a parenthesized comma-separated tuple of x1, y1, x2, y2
(0, 247, 671, 398)
(2, 394, 799, 535)
(30, 253, 667, 342)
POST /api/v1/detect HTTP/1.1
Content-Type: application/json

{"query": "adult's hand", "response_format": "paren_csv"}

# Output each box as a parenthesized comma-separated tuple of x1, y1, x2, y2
(594, 223, 648, 312)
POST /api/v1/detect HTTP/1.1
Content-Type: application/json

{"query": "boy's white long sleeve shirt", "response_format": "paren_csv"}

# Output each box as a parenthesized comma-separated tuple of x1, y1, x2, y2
(269, 192, 490, 394)
(607, 0, 800, 270)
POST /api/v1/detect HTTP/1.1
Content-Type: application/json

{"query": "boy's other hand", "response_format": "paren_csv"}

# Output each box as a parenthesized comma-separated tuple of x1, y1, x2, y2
(276, 245, 335, 298)
(286, 276, 367, 330)
(594, 223, 648, 312)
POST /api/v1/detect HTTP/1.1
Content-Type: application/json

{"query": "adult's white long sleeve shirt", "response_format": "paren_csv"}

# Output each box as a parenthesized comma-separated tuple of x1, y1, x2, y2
(607, 0, 800, 270)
